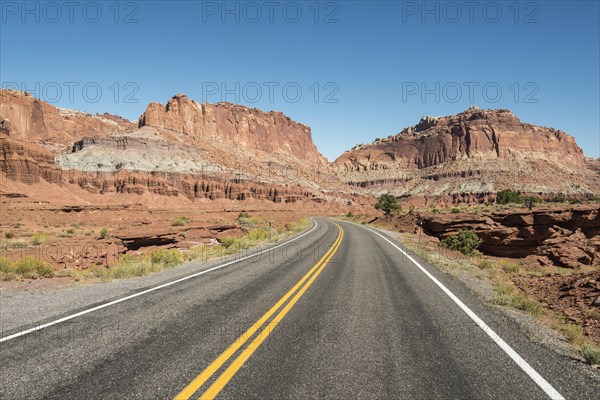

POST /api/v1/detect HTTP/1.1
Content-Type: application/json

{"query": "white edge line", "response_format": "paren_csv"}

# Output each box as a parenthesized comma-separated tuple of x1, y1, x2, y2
(359, 224, 565, 400)
(0, 219, 320, 343)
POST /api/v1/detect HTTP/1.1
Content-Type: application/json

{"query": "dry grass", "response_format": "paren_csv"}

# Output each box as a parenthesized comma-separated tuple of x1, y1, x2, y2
(0, 257, 54, 280)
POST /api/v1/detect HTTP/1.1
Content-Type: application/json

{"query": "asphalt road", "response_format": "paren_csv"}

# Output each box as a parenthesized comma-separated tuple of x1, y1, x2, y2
(1, 218, 598, 399)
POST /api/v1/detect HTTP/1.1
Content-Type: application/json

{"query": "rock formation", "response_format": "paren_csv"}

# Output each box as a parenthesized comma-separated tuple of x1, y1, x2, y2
(419, 205, 600, 269)
(0, 89, 135, 147)
(0, 89, 364, 210)
(139, 94, 329, 170)
(334, 107, 600, 201)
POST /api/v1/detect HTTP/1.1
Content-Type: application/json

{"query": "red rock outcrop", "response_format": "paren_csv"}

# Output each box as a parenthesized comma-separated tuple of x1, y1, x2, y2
(139, 94, 329, 169)
(0, 136, 63, 185)
(419, 205, 600, 269)
(0, 89, 135, 146)
(334, 107, 599, 200)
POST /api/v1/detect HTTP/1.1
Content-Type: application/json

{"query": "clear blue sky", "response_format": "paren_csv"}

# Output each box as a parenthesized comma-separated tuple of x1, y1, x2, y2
(1, 0, 598, 160)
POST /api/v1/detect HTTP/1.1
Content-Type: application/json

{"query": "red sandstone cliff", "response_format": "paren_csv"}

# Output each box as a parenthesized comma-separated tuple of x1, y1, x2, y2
(139, 94, 329, 169)
(333, 107, 599, 200)
(0, 89, 135, 147)
(0, 89, 361, 208)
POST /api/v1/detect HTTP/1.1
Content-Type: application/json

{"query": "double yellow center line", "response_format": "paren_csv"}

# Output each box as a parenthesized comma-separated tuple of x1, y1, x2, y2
(175, 223, 344, 400)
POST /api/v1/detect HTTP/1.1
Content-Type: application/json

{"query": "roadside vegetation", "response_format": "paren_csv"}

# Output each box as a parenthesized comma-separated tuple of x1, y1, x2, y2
(1, 215, 311, 284)
(440, 229, 482, 256)
(0, 257, 54, 280)
(374, 194, 401, 215)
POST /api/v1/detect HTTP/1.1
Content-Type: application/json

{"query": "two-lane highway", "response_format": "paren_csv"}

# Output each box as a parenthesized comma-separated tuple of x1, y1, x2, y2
(1, 218, 598, 399)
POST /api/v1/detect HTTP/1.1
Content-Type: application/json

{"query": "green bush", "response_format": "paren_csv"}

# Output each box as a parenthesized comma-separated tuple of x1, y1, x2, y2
(99, 227, 109, 239)
(66, 228, 76, 235)
(374, 194, 401, 215)
(496, 189, 523, 205)
(451, 208, 461, 213)
(171, 216, 191, 226)
(440, 229, 482, 256)
(346, 211, 354, 218)
(31, 233, 48, 246)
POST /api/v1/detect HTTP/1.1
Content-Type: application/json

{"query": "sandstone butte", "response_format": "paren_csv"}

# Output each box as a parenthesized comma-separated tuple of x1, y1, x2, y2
(333, 106, 600, 204)
(1, 89, 599, 207)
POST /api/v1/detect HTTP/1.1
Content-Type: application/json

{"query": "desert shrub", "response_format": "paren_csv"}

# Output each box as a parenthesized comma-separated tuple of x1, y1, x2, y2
(431, 208, 440, 214)
(284, 218, 310, 233)
(0, 258, 16, 280)
(495, 282, 544, 317)
(220, 236, 238, 248)
(451, 208, 461, 213)
(581, 344, 600, 366)
(498, 260, 521, 273)
(0, 239, 28, 250)
(374, 194, 401, 215)
(476, 258, 493, 270)
(561, 322, 585, 346)
(550, 193, 567, 203)
(66, 228, 75, 235)
(346, 211, 354, 218)
(440, 229, 482, 256)
(31, 233, 48, 246)
(496, 189, 523, 205)
(171, 216, 190, 226)
(187, 244, 225, 262)
(0, 257, 54, 280)
(4, 232, 14, 239)
(147, 248, 184, 269)
(99, 227, 109, 239)
(245, 227, 270, 243)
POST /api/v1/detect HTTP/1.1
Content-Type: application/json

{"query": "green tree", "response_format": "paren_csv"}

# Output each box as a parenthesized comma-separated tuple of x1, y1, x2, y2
(496, 189, 523, 205)
(440, 229, 482, 256)
(374, 194, 401, 215)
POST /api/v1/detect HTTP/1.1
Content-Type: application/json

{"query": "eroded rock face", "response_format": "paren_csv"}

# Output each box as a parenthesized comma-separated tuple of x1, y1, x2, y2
(334, 107, 599, 200)
(139, 94, 329, 169)
(0, 90, 368, 211)
(0, 89, 135, 146)
(0, 136, 63, 184)
(586, 157, 600, 175)
(419, 205, 600, 268)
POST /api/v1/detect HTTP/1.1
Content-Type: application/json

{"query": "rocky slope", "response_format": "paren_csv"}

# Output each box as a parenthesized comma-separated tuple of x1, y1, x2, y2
(334, 107, 600, 202)
(586, 157, 600, 175)
(0, 89, 364, 210)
